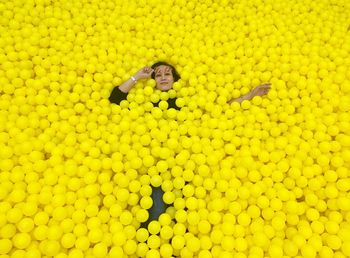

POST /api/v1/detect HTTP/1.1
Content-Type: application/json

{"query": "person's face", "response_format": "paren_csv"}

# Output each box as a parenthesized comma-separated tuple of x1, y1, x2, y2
(154, 65, 174, 91)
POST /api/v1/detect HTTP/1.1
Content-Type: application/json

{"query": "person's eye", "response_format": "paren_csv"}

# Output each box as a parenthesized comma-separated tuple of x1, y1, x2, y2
(156, 74, 161, 77)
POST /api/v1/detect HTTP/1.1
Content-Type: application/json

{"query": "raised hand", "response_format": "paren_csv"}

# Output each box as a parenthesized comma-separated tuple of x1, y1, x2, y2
(250, 83, 271, 97)
(227, 83, 272, 104)
(134, 67, 154, 80)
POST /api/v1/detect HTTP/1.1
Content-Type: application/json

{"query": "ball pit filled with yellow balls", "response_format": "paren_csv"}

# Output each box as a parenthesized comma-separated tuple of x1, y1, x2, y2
(1, 0, 350, 257)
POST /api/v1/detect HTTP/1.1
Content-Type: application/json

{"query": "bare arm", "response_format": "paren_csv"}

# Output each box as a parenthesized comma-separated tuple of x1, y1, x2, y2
(228, 83, 271, 104)
(118, 67, 154, 93)
(118, 75, 139, 93)
(227, 92, 253, 104)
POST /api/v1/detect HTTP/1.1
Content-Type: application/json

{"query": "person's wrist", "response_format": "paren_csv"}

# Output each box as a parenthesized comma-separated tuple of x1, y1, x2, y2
(133, 74, 140, 81)
(130, 75, 138, 84)
(248, 92, 254, 99)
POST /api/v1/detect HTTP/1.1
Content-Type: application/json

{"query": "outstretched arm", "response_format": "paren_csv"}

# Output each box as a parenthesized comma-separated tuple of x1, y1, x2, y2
(118, 67, 154, 93)
(109, 67, 154, 104)
(228, 83, 271, 104)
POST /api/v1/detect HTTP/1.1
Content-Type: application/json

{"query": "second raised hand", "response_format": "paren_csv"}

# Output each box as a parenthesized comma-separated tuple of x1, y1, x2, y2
(134, 67, 154, 80)
(251, 83, 271, 97)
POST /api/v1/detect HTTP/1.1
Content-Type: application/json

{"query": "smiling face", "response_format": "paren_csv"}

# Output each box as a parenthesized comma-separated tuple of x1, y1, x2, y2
(154, 65, 174, 91)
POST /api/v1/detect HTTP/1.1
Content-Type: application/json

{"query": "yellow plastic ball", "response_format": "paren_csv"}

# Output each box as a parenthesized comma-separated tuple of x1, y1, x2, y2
(326, 235, 342, 250)
(17, 217, 34, 233)
(147, 235, 161, 249)
(75, 236, 90, 251)
(0, 238, 12, 254)
(198, 220, 211, 234)
(124, 239, 137, 255)
(237, 212, 251, 226)
(140, 196, 153, 210)
(186, 237, 200, 253)
(271, 216, 286, 231)
(61, 233, 76, 249)
(13, 233, 31, 249)
(119, 211, 133, 226)
(269, 244, 283, 258)
(88, 228, 103, 243)
(148, 221, 161, 235)
(171, 235, 185, 250)
(160, 243, 173, 258)
(160, 225, 174, 240)
(92, 242, 108, 258)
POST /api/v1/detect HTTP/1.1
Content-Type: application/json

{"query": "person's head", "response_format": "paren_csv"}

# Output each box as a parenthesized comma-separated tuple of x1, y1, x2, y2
(151, 61, 181, 91)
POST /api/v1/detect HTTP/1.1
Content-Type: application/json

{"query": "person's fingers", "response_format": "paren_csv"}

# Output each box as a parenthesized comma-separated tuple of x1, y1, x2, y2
(256, 88, 268, 95)
(259, 83, 270, 87)
(260, 85, 270, 90)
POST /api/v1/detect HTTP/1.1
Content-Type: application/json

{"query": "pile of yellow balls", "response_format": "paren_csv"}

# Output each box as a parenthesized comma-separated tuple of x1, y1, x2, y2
(1, 0, 350, 257)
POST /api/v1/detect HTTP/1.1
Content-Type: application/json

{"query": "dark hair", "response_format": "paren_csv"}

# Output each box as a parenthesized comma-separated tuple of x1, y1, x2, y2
(151, 61, 181, 82)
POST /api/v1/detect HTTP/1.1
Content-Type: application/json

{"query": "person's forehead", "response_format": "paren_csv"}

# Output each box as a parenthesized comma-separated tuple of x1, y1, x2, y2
(155, 65, 172, 74)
